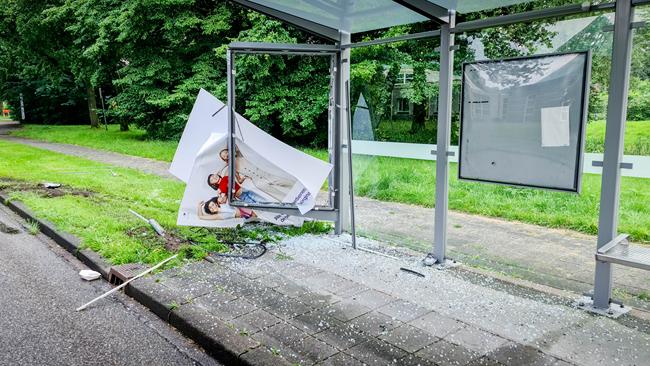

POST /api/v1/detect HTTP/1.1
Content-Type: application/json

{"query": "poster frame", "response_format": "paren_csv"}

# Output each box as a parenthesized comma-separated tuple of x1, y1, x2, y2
(457, 50, 592, 193)
(226, 42, 341, 219)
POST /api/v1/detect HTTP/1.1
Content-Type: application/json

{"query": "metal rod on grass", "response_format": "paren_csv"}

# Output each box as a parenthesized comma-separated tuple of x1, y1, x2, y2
(76, 254, 178, 312)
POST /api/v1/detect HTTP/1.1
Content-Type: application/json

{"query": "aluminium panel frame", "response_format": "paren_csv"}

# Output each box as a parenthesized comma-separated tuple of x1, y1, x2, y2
(226, 42, 341, 223)
(457, 50, 592, 194)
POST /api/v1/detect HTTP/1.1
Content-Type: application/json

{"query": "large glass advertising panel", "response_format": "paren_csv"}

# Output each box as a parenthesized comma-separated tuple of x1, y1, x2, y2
(459, 52, 591, 192)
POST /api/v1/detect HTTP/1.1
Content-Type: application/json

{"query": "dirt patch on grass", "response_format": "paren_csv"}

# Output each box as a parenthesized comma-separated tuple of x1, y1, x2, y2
(126, 226, 187, 252)
(0, 178, 94, 198)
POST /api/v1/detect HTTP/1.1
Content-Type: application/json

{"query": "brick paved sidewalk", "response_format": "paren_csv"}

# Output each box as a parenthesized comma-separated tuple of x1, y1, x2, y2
(134, 235, 650, 366)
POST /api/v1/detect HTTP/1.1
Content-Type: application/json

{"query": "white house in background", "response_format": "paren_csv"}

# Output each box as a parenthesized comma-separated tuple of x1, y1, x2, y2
(390, 65, 461, 119)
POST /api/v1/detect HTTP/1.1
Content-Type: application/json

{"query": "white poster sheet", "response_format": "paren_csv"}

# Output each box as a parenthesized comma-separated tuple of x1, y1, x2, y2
(173, 90, 333, 227)
(178, 133, 305, 227)
(540, 106, 570, 147)
(170, 89, 226, 183)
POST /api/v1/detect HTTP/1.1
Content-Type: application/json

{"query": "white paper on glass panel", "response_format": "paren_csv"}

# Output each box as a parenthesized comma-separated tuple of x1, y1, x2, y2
(540, 106, 570, 147)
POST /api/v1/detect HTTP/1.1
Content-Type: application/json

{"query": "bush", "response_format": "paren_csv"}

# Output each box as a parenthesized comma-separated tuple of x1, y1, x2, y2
(628, 78, 650, 121)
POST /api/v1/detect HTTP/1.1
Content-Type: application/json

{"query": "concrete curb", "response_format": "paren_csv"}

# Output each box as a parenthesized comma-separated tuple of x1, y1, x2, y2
(0, 193, 254, 366)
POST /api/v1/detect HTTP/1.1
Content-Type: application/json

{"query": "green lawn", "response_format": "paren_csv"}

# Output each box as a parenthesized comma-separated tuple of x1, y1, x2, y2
(12, 124, 179, 161)
(353, 156, 650, 243)
(585, 120, 650, 155)
(8, 123, 650, 243)
(0, 139, 328, 266)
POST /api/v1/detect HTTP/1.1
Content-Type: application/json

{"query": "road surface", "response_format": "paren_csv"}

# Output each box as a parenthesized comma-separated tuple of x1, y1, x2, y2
(0, 204, 220, 366)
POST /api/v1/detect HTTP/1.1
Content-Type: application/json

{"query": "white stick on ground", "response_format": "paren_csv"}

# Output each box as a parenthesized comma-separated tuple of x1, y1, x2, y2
(76, 254, 178, 312)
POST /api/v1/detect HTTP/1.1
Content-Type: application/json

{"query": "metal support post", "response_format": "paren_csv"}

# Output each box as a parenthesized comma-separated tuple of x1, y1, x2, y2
(430, 11, 455, 264)
(593, 0, 634, 309)
(226, 49, 236, 203)
(336, 31, 351, 234)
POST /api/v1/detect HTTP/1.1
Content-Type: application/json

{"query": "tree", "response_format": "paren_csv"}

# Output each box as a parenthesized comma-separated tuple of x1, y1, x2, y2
(46, 0, 126, 129)
(0, 0, 89, 125)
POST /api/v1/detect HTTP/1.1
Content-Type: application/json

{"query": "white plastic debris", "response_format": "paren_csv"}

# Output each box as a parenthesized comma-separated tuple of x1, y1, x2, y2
(79, 270, 101, 281)
(42, 182, 61, 189)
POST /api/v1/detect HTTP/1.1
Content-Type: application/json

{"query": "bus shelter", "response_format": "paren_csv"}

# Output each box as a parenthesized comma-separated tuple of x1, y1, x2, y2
(227, 0, 650, 316)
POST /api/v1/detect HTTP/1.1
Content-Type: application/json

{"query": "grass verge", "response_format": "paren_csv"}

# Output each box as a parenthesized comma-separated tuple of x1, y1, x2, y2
(8, 124, 650, 243)
(12, 124, 178, 161)
(0, 139, 329, 266)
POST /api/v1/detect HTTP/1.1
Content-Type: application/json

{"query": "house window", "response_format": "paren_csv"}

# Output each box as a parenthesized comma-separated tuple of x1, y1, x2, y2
(397, 73, 414, 84)
(396, 98, 410, 113)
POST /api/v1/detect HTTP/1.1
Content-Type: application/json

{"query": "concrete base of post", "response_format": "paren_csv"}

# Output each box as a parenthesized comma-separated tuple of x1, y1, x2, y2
(574, 296, 630, 318)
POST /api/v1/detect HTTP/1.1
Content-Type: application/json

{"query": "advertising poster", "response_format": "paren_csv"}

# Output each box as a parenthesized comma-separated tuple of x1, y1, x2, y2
(173, 89, 333, 228)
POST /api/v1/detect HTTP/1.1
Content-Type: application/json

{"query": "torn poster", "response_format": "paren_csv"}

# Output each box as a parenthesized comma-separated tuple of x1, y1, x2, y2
(173, 89, 333, 228)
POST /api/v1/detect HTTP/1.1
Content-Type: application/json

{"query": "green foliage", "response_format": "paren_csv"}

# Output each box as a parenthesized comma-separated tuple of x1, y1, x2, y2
(0, 0, 89, 124)
(3, 0, 650, 145)
(627, 78, 650, 121)
(228, 12, 330, 146)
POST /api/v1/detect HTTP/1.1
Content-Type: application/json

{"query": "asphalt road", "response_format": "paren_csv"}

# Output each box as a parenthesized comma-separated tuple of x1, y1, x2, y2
(0, 205, 220, 366)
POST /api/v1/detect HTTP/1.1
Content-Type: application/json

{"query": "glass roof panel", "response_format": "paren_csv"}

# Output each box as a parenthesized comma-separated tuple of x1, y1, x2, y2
(430, 0, 601, 14)
(242, 0, 436, 33)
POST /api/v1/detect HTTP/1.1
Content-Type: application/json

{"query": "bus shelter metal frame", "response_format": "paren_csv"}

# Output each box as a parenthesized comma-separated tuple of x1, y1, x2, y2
(226, 42, 343, 226)
(227, 0, 648, 315)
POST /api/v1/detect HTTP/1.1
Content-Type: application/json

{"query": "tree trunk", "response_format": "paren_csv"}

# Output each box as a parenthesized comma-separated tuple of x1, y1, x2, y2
(410, 102, 426, 133)
(86, 85, 99, 128)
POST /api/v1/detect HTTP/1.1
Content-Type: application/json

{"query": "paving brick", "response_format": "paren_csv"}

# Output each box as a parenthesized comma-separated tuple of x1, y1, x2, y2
(279, 262, 325, 279)
(346, 338, 409, 365)
(315, 323, 371, 351)
(240, 347, 292, 366)
(347, 311, 403, 337)
(415, 339, 481, 366)
(335, 283, 371, 298)
(257, 272, 290, 289)
(264, 295, 313, 320)
(283, 336, 340, 365)
(396, 354, 440, 366)
(487, 343, 570, 366)
(347, 289, 396, 308)
(409, 311, 465, 338)
(254, 321, 308, 351)
(323, 299, 372, 322)
(318, 352, 364, 366)
(274, 280, 310, 298)
(465, 356, 505, 366)
(230, 309, 282, 334)
(169, 303, 260, 357)
(198, 296, 257, 321)
(379, 324, 438, 353)
(445, 327, 508, 355)
(246, 288, 290, 308)
(299, 290, 342, 309)
(377, 299, 431, 322)
(290, 310, 342, 335)
(302, 272, 359, 295)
